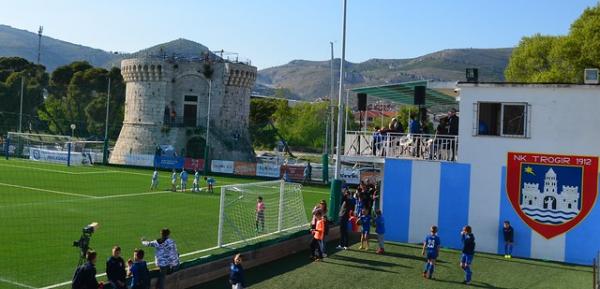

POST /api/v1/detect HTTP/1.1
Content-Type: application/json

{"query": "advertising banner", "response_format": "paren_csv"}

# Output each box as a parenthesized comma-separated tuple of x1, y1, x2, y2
(340, 168, 360, 184)
(184, 158, 205, 171)
(154, 155, 184, 169)
(211, 160, 234, 174)
(234, 161, 257, 176)
(123, 154, 154, 167)
(281, 165, 305, 181)
(256, 163, 280, 178)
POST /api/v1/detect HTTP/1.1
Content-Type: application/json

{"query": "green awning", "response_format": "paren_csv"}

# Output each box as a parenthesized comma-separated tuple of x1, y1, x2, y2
(351, 80, 457, 107)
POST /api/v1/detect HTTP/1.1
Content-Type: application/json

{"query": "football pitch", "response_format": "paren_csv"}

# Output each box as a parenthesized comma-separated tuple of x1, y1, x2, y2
(0, 158, 327, 289)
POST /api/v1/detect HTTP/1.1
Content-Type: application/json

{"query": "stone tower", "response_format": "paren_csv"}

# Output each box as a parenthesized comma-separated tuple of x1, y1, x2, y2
(110, 55, 257, 165)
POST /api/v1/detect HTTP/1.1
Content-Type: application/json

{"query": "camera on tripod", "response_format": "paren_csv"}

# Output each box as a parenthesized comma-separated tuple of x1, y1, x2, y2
(73, 222, 99, 264)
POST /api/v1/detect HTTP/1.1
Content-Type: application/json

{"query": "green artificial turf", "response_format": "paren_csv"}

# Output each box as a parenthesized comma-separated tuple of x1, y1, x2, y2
(0, 158, 329, 289)
(199, 241, 592, 289)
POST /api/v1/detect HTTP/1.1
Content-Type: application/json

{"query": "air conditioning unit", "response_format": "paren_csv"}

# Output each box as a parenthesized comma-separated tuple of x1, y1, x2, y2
(584, 68, 599, 84)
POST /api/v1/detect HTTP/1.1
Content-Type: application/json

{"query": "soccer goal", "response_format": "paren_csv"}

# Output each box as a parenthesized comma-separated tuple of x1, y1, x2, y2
(5, 132, 106, 166)
(217, 180, 309, 248)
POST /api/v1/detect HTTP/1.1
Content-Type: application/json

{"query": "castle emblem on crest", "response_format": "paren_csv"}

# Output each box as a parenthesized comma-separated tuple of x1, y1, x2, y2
(507, 152, 598, 239)
(520, 168, 580, 225)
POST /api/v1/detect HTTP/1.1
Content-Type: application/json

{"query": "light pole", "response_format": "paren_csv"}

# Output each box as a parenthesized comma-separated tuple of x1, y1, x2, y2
(329, 0, 348, 222)
(103, 76, 111, 164)
(203, 78, 212, 174)
(70, 124, 76, 138)
(18, 76, 24, 133)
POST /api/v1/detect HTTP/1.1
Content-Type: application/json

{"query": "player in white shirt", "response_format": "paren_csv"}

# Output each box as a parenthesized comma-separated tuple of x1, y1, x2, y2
(151, 169, 159, 190)
(171, 169, 177, 192)
(192, 170, 200, 192)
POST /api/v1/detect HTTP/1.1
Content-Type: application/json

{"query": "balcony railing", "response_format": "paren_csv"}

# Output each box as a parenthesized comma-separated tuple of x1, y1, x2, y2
(345, 131, 458, 162)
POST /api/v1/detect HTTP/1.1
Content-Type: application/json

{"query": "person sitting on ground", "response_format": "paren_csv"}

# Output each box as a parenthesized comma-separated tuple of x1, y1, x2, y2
(142, 228, 180, 289)
(128, 249, 150, 289)
(229, 253, 245, 289)
(106, 246, 127, 289)
(72, 251, 100, 289)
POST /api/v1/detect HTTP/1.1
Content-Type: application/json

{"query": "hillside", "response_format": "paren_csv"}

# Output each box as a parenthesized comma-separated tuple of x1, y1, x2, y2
(0, 24, 116, 71)
(257, 48, 513, 100)
(0, 24, 513, 100)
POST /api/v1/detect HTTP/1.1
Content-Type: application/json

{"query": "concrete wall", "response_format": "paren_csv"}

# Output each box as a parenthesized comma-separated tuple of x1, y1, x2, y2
(382, 84, 600, 265)
(382, 158, 600, 265)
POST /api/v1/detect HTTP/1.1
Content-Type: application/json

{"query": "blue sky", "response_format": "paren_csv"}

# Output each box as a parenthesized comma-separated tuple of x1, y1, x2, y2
(0, 0, 597, 69)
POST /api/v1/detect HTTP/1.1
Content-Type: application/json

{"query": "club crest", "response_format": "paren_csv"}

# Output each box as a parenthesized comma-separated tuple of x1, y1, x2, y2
(507, 152, 598, 239)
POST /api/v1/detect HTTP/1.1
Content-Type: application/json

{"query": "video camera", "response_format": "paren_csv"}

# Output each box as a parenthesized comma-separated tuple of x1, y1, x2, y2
(73, 222, 99, 260)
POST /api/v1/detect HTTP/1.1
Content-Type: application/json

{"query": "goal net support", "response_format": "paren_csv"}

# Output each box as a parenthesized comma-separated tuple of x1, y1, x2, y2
(217, 180, 308, 248)
(5, 132, 106, 166)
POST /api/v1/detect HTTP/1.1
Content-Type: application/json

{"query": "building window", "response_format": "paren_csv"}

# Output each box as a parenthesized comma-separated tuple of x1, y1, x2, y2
(474, 102, 529, 137)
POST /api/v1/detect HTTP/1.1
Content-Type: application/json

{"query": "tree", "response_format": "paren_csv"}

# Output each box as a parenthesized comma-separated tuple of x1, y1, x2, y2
(505, 4, 600, 83)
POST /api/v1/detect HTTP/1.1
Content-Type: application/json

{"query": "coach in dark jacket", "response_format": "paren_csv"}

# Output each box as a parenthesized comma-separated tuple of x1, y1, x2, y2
(72, 251, 99, 289)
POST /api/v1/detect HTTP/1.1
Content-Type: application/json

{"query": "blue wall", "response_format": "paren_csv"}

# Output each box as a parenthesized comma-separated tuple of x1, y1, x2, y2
(383, 159, 600, 265)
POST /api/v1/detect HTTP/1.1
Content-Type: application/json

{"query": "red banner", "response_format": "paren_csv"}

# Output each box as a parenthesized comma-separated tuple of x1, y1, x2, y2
(184, 158, 205, 171)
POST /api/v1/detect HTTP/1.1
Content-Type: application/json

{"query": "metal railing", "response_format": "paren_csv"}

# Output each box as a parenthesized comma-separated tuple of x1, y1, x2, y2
(345, 131, 459, 162)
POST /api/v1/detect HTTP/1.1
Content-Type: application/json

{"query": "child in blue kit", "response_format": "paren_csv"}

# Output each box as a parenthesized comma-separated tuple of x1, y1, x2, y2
(421, 225, 441, 279)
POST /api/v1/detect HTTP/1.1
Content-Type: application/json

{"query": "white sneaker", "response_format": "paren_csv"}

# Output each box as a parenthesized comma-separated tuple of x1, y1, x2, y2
(323, 253, 328, 257)
(336, 245, 343, 250)
(343, 246, 348, 250)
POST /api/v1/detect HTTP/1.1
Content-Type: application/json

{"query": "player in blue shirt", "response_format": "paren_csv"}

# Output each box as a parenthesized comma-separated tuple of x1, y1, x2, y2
(204, 176, 215, 193)
(179, 170, 188, 192)
(170, 170, 177, 192)
(150, 169, 159, 191)
(358, 208, 371, 250)
(460, 225, 476, 285)
(192, 170, 200, 192)
(421, 225, 441, 279)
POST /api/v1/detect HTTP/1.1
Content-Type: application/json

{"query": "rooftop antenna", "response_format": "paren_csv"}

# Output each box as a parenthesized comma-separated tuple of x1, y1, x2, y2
(37, 26, 43, 64)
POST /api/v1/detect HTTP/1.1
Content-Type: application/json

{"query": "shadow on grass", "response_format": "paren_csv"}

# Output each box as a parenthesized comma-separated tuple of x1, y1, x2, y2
(376, 250, 448, 264)
(432, 278, 512, 289)
(328, 254, 410, 269)
(474, 254, 592, 274)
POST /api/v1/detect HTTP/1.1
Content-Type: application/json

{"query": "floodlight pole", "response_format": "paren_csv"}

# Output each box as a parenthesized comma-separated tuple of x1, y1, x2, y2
(18, 76, 24, 133)
(203, 79, 212, 175)
(329, 41, 335, 159)
(329, 0, 348, 223)
(334, 0, 347, 179)
(103, 77, 111, 164)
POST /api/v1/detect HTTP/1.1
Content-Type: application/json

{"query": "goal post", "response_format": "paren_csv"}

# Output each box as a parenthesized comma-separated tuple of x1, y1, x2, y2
(5, 132, 107, 166)
(217, 180, 308, 248)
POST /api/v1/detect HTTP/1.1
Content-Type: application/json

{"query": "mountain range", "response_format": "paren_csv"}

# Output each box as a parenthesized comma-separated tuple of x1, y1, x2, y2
(0, 24, 513, 101)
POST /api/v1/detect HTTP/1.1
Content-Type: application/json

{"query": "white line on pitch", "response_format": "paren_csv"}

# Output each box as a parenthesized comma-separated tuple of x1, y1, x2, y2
(0, 163, 116, 175)
(0, 182, 95, 199)
(0, 276, 37, 289)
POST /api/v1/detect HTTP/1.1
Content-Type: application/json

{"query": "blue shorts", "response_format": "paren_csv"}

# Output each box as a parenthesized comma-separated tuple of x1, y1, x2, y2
(361, 229, 370, 235)
(460, 253, 474, 265)
(426, 251, 438, 260)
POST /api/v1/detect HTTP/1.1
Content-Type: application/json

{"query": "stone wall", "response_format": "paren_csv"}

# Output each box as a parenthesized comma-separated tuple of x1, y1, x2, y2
(110, 56, 257, 164)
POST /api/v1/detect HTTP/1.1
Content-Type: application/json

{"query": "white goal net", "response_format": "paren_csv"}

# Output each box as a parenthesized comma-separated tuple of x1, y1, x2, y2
(6, 132, 105, 166)
(218, 180, 308, 248)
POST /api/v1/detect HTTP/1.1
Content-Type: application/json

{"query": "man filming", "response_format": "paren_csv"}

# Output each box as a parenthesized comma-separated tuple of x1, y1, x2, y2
(72, 251, 101, 289)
